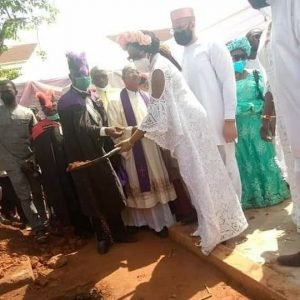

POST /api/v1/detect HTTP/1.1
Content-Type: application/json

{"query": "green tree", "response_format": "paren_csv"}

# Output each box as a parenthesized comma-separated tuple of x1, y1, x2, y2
(0, 0, 58, 54)
(0, 67, 21, 80)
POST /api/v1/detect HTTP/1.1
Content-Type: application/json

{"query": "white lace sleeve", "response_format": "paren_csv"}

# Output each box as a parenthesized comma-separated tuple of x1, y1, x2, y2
(139, 67, 184, 153)
(139, 94, 168, 133)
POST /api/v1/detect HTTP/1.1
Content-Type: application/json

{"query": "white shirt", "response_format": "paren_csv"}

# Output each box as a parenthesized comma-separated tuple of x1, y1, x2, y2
(247, 58, 261, 70)
(95, 85, 120, 112)
(182, 40, 237, 145)
(125, 89, 148, 123)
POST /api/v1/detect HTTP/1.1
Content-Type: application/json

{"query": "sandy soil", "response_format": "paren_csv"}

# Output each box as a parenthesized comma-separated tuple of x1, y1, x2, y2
(0, 224, 249, 300)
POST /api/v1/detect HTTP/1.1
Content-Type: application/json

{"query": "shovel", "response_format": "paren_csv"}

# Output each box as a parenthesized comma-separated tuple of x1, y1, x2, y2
(67, 147, 121, 172)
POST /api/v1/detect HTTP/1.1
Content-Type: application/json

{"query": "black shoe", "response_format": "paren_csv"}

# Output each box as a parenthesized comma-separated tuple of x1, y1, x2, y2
(35, 229, 48, 244)
(277, 252, 300, 267)
(156, 227, 169, 238)
(126, 226, 139, 235)
(114, 233, 137, 243)
(97, 240, 110, 254)
(0, 214, 12, 225)
(7, 213, 20, 223)
(181, 212, 198, 225)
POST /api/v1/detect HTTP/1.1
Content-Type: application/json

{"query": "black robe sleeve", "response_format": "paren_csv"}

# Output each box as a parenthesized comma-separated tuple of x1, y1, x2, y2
(72, 106, 104, 145)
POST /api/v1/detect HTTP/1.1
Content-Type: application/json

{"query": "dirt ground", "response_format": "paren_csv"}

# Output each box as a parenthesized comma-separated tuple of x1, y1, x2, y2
(0, 224, 249, 300)
(226, 200, 300, 293)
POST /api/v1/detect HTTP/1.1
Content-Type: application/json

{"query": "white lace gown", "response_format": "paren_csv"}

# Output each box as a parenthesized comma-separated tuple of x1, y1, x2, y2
(139, 54, 248, 255)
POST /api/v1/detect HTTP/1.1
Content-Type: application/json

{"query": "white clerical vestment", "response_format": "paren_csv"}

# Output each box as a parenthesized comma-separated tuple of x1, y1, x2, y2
(182, 40, 241, 198)
(107, 89, 176, 232)
(95, 86, 120, 111)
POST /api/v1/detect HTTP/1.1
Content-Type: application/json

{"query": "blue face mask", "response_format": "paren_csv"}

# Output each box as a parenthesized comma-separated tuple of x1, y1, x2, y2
(233, 60, 246, 74)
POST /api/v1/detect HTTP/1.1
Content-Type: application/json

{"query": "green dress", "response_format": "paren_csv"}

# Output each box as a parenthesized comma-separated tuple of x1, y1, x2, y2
(235, 71, 290, 209)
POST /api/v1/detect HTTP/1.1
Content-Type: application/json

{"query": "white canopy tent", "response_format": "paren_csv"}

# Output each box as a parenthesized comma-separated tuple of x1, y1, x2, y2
(14, 36, 127, 108)
(15, 37, 128, 83)
(11, 0, 269, 107)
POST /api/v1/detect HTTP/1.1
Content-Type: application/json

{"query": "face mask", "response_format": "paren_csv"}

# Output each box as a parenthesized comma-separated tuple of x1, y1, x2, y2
(174, 29, 193, 46)
(74, 76, 91, 91)
(248, 0, 270, 9)
(234, 60, 246, 74)
(1, 91, 16, 106)
(259, 7, 272, 19)
(133, 57, 151, 73)
(47, 113, 60, 121)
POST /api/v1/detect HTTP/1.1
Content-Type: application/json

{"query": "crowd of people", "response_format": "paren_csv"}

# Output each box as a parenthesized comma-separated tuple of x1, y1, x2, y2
(0, 1, 299, 266)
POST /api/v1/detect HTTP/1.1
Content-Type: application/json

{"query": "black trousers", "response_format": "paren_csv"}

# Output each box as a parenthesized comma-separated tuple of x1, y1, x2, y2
(0, 176, 27, 222)
(90, 212, 125, 242)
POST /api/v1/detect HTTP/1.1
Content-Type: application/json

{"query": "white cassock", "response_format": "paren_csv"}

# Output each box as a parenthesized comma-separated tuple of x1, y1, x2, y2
(266, 0, 300, 229)
(107, 89, 176, 232)
(182, 40, 241, 199)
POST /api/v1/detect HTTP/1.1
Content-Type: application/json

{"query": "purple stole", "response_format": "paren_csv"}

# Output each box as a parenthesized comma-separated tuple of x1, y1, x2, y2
(120, 88, 151, 193)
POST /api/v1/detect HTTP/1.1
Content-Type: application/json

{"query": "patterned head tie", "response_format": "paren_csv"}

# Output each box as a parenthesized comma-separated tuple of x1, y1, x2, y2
(227, 37, 251, 57)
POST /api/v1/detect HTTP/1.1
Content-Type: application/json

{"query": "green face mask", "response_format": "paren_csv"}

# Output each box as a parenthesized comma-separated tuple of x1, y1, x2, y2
(74, 76, 91, 91)
(47, 113, 60, 121)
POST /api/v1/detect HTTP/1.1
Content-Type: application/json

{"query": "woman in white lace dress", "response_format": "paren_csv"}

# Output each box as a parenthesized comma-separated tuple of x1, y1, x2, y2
(116, 31, 248, 255)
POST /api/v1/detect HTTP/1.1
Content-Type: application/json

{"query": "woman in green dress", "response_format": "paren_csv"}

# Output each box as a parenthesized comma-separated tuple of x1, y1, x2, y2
(227, 37, 290, 209)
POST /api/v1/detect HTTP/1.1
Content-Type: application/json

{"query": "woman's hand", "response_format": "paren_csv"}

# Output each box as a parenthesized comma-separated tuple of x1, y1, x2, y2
(260, 119, 273, 142)
(115, 138, 133, 153)
(131, 126, 138, 135)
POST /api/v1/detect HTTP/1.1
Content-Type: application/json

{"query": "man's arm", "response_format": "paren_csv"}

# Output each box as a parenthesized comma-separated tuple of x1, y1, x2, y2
(210, 42, 237, 142)
(72, 105, 124, 140)
(209, 41, 237, 120)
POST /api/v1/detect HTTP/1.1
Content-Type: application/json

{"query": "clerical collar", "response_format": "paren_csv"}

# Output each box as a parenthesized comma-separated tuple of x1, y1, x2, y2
(72, 85, 90, 97)
(126, 88, 139, 96)
(97, 85, 111, 92)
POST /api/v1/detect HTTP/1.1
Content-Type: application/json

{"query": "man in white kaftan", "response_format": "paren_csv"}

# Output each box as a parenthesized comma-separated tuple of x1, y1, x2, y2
(107, 66, 176, 235)
(170, 8, 242, 200)
(249, 0, 300, 266)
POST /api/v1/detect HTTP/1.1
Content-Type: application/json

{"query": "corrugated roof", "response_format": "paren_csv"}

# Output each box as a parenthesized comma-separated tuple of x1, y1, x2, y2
(0, 43, 37, 65)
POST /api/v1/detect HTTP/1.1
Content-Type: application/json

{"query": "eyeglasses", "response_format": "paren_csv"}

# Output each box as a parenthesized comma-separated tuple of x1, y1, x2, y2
(170, 23, 189, 35)
(232, 54, 248, 62)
